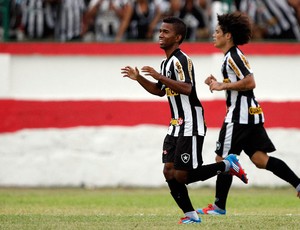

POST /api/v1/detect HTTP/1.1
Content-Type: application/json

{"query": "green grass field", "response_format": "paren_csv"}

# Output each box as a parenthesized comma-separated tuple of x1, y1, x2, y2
(0, 186, 299, 230)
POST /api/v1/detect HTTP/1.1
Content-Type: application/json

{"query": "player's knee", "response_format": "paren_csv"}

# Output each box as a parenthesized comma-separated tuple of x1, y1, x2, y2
(174, 175, 186, 184)
(253, 161, 265, 169)
(163, 164, 174, 180)
(251, 152, 269, 169)
(174, 170, 188, 184)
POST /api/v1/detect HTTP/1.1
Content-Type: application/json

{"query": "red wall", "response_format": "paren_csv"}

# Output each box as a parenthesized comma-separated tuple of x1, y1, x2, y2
(1, 42, 300, 133)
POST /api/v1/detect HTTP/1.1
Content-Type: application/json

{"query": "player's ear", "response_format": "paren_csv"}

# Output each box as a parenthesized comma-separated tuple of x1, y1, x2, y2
(175, 34, 182, 43)
(225, 32, 232, 41)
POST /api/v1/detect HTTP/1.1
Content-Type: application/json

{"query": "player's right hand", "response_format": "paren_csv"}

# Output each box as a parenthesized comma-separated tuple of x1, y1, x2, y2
(121, 66, 139, 81)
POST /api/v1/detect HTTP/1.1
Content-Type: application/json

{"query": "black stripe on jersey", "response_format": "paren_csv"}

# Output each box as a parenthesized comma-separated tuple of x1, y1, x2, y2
(161, 60, 166, 76)
(174, 52, 189, 135)
(252, 98, 264, 123)
(175, 95, 185, 136)
(232, 94, 242, 123)
(231, 48, 254, 97)
(247, 96, 254, 124)
(173, 53, 187, 136)
(230, 48, 251, 78)
(167, 60, 176, 125)
(222, 56, 232, 107)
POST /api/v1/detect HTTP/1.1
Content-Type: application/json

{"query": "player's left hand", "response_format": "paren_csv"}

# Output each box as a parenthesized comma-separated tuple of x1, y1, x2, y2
(141, 66, 161, 80)
(209, 80, 225, 91)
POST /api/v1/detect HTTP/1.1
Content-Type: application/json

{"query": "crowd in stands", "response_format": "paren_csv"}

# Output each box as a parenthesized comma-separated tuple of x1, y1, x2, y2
(1, 0, 300, 42)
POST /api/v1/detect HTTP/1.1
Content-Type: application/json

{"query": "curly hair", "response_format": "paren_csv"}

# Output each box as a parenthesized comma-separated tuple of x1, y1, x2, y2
(217, 12, 252, 45)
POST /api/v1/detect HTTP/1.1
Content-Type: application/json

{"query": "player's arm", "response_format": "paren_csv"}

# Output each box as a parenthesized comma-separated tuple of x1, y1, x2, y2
(141, 66, 192, 95)
(209, 74, 255, 92)
(121, 66, 165, 97)
(157, 74, 192, 95)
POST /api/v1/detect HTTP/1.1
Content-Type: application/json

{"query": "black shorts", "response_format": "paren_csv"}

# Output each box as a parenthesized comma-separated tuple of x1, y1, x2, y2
(162, 134, 204, 170)
(215, 122, 276, 158)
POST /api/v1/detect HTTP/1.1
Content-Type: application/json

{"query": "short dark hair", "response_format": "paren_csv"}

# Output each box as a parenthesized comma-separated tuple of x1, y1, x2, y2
(217, 12, 252, 45)
(162, 16, 187, 44)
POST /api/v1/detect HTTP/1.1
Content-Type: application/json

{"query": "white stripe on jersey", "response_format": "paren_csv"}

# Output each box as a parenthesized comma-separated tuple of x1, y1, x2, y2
(181, 94, 193, 136)
(252, 100, 260, 124)
(240, 96, 249, 123)
(195, 106, 205, 136)
(222, 122, 234, 158)
(225, 90, 237, 122)
(167, 96, 180, 136)
(192, 136, 198, 169)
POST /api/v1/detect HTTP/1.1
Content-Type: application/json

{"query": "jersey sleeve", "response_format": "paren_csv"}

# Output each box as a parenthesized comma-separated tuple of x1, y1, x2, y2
(173, 56, 193, 84)
(228, 51, 252, 79)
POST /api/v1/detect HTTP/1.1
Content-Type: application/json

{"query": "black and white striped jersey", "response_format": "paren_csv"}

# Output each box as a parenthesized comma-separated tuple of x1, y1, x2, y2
(55, 0, 86, 41)
(157, 49, 206, 137)
(21, 0, 55, 38)
(240, 0, 300, 40)
(222, 46, 264, 124)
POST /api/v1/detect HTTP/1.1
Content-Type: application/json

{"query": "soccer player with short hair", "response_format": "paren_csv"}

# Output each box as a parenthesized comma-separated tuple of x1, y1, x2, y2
(197, 12, 300, 216)
(121, 16, 248, 224)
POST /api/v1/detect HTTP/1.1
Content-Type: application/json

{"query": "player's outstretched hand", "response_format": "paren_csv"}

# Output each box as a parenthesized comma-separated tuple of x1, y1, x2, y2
(204, 74, 217, 85)
(121, 66, 139, 81)
(141, 66, 161, 80)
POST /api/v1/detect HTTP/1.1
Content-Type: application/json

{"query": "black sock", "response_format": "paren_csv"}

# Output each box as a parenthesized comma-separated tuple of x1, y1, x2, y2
(187, 162, 226, 184)
(266, 156, 300, 188)
(167, 178, 194, 213)
(214, 173, 233, 210)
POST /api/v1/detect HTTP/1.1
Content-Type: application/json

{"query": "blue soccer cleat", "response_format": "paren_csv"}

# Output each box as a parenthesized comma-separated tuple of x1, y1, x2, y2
(178, 216, 201, 224)
(225, 154, 248, 184)
(196, 204, 226, 215)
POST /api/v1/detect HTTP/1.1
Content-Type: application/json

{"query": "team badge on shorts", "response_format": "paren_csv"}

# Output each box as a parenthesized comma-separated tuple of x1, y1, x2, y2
(181, 153, 190, 164)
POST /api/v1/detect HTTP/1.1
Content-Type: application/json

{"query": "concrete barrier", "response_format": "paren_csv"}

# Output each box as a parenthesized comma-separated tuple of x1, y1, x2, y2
(0, 43, 299, 187)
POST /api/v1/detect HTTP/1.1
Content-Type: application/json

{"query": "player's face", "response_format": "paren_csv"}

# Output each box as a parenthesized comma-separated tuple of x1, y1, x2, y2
(158, 22, 179, 50)
(213, 25, 227, 49)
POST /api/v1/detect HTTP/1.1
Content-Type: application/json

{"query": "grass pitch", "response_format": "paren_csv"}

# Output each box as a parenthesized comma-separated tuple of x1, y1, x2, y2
(0, 187, 299, 230)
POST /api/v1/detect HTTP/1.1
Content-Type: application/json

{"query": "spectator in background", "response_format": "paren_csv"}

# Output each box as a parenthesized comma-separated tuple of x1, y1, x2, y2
(155, 0, 210, 41)
(239, 0, 300, 41)
(152, 0, 183, 41)
(209, 0, 238, 36)
(169, 0, 183, 17)
(288, 0, 300, 25)
(115, 0, 161, 41)
(20, 0, 57, 40)
(154, 0, 170, 16)
(83, 0, 129, 41)
(54, 0, 86, 41)
(179, 0, 209, 40)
